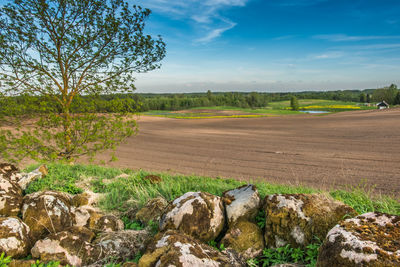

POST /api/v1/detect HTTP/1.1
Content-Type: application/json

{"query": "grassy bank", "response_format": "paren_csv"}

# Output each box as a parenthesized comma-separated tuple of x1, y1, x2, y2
(25, 163, 400, 215)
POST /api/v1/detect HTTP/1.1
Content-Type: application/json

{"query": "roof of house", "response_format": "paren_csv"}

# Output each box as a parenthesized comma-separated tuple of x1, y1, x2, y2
(376, 101, 389, 106)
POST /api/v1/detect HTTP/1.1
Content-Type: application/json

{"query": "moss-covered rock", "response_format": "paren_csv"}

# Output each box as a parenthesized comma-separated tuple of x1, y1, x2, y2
(0, 176, 23, 216)
(220, 221, 264, 259)
(31, 226, 100, 267)
(94, 215, 124, 233)
(316, 212, 400, 267)
(139, 230, 245, 267)
(264, 194, 357, 248)
(222, 184, 260, 226)
(8, 260, 36, 267)
(136, 197, 168, 224)
(71, 191, 102, 207)
(159, 191, 225, 242)
(0, 163, 19, 180)
(0, 217, 31, 258)
(22, 191, 74, 242)
(93, 229, 152, 263)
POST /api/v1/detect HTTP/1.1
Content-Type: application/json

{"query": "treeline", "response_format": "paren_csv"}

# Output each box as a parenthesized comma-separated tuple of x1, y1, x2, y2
(1, 86, 399, 116)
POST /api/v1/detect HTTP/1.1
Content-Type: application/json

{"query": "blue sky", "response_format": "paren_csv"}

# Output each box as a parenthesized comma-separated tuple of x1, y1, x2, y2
(132, 0, 400, 93)
(1, 0, 400, 93)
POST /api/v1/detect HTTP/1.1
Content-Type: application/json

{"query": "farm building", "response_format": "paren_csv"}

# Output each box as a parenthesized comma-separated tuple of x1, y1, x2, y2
(376, 101, 389, 109)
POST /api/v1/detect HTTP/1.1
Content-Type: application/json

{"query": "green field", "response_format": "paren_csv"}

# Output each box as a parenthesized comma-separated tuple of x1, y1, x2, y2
(141, 99, 375, 119)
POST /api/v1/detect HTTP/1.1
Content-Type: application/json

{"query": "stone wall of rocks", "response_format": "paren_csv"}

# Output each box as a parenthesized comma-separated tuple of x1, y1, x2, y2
(0, 163, 399, 267)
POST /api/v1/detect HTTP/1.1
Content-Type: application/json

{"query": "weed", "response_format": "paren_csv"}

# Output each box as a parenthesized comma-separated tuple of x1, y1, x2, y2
(31, 260, 63, 267)
(0, 253, 12, 267)
(256, 210, 266, 229)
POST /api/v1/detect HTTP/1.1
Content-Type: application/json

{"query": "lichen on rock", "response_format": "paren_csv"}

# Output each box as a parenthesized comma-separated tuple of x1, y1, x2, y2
(0, 176, 23, 216)
(135, 197, 168, 224)
(316, 212, 400, 267)
(22, 190, 74, 242)
(139, 230, 245, 267)
(220, 220, 264, 260)
(0, 217, 31, 258)
(264, 193, 358, 248)
(159, 191, 225, 242)
(222, 184, 261, 226)
(31, 226, 101, 267)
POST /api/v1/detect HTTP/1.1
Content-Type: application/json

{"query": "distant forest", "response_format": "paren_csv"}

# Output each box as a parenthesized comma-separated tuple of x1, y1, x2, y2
(2, 86, 400, 116)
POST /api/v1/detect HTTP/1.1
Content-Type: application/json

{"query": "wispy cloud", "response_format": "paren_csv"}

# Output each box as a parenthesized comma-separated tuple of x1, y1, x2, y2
(195, 22, 237, 43)
(134, 0, 248, 43)
(313, 51, 344, 59)
(314, 34, 400, 42)
(273, 0, 328, 7)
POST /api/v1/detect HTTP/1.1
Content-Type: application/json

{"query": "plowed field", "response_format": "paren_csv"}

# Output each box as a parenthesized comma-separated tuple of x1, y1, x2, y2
(97, 108, 400, 196)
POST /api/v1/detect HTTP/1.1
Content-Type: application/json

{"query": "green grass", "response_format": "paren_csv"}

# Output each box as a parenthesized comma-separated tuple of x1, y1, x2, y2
(24, 163, 400, 216)
(141, 99, 375, 119)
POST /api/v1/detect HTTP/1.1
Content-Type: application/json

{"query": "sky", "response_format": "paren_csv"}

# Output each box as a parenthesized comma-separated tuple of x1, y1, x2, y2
(1, 0, 400, 93)
(131, 0, 400, 93)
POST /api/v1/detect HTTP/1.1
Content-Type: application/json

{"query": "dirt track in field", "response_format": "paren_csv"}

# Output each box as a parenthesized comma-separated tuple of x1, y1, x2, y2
(97, 108, 400, 196)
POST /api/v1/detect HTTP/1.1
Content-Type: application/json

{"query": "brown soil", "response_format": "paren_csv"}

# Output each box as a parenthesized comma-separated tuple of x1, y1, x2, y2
(92, 108, 400, 197)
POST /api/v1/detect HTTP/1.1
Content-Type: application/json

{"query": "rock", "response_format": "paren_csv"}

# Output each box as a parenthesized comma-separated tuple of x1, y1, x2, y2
(271, 264, 305, 267)
(139, 230, 245, 267)
(264, 194, 358, 248)
(222, 184, 261, 226)
(316, 212, 400, 267)
(123, 263, 139, 267)
(220, 221, 264, 259)
(135, 197, 168, 224)
(31, 226, 101, 267)
(11, 165, 47, 190)
(0, 176, 23, 216)
(93, 229, 151, 263)
(0, 217, 31, 258)
(143, 175, 162, 184)
(159, 191, 225, 242)
(22, 191, 74, 242)
(94, 215, 124, 233)
(86, 209, 105, 231)
(0, 163, 19, 180)
(8, 260, 36, 267)
(71, 191, 102, 207)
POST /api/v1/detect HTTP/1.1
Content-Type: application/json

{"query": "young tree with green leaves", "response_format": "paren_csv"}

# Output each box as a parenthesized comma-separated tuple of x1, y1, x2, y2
(0, 0, 166, 162)
(290, 96, 299, 111)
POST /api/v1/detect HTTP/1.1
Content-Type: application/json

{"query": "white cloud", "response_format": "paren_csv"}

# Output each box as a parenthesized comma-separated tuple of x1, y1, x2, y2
(314, 51, 344, 59)
(195, 22, 237, 44)
(314, 34, 400, 42)
(133, 0, 248, 43)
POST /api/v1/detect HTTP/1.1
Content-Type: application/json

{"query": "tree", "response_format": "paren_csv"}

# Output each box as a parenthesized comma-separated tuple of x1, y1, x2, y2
(395, 91, 400, 105)
(372, 84, 398, 105)
(366, 94, 371, 103)
(290, 96, 299, 111)
(359, 93, 367, 103)
(0, 0, 166, 162)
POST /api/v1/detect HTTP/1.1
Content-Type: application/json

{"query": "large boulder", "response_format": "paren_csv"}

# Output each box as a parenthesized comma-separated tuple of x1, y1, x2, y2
(316, 212, 400, 267)
(31, 226, 100, 267)
(159, 192, 225, 242)
(220, 221, 264, 260)
(139, 230, 246, 267)
(0, 217, 31, 258)
(222, 184, 261, 226)
(0, 176, 23, 216)
(93, 229, 152, 263)
(0, 163, 19, 180)
(135, 197, 168, 224)
(264, 194, 358, 248)
(22, 191, 74, 242)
